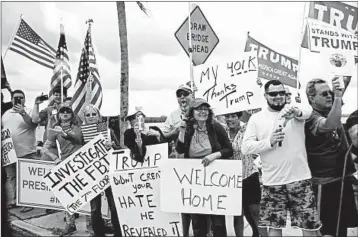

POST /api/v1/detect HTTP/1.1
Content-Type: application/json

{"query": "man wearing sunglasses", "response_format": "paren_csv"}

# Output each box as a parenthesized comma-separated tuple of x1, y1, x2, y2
(162, 84, 193, 237)
(2, 89, 37, 213)
(242, 80, 321, 237)
(305, 77, 358, 237)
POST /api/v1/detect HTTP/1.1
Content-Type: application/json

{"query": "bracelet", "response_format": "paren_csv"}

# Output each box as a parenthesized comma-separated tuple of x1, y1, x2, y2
(20, 112, 26, 116)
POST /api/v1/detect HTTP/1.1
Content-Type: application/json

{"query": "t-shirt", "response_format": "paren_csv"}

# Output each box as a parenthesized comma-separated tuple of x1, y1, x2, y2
(241, 105, 312, 186)
(163, 108, 183, 134)
(305, 109, 356, 177)
(2, 107, 37, 157)
(189, 129, 212, 158)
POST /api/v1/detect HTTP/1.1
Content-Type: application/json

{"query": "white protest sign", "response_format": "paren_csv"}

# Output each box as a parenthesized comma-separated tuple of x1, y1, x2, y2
(43, 135, 112, 214)
(109, 143, 182, 236)
(17, 159, 110, 217)
(1, 128, 18, 167)
(193, 52, 265, 115)
(160, 159, 242, 216)
(307, 19, 357, 76)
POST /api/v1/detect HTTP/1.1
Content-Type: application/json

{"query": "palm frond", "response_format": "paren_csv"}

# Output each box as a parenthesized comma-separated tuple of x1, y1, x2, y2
(136, 1, 150, 16)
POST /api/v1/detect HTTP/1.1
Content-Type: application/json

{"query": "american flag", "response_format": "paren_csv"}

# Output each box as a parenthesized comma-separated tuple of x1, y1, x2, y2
(81, 121, 108, 143)
(71, 24, 103, 115)
(9, 19, 56, 69)
(49, 24, 72, 103)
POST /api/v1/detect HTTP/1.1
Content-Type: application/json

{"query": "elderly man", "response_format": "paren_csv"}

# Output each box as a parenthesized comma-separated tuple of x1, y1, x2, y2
(2, 89, 37, 213)
(242, 80, 321, 237)
(305, 77, 358, 237)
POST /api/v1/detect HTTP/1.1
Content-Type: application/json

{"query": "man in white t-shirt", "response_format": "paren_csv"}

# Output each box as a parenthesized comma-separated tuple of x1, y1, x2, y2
(241, 80, 321, 237)
(2, 90, 37, 213)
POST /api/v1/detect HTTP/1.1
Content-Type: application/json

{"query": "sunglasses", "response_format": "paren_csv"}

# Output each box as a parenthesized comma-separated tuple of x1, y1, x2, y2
(176, 91, 190, 97)
(266, 91, 286, 97)
(319, 90, 333, 97)
(286, 93, 292, 96)
(85, 113, 97, 117)
(59, 108, 72, 114)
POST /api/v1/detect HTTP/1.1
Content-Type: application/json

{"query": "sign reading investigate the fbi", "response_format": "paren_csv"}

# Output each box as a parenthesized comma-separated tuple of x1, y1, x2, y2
(175, 5, 219, 66)
(1, 128, 17, 167)
(43, 135, 112, 214)
(160, 159, 242, 216)
(17, 159, 110, 218)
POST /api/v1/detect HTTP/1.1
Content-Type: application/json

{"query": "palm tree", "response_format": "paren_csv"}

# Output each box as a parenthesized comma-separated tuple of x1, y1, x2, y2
(116, 1, 148, 147)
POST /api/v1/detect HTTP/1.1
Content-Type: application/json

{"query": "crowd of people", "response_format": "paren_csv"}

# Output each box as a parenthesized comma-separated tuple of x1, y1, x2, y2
(1, 75, 358, 237)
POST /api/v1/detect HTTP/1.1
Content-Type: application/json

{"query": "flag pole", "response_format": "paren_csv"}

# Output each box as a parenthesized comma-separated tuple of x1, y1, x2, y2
(188, 2, 195, 98)
(60, 19, 64, 103)
(3, 14, 23, 59)
(295, 2, 307, 101)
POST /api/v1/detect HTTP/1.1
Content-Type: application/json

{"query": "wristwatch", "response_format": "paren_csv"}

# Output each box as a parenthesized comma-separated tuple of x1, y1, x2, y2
(20, 111, 26, 116)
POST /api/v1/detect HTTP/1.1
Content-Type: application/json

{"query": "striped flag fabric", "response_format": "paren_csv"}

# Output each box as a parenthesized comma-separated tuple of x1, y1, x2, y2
(9, 19, 56, 69)
(49, 24, 72, 103)
(71, 24, 103, 115)
(81, 121, 108, 143)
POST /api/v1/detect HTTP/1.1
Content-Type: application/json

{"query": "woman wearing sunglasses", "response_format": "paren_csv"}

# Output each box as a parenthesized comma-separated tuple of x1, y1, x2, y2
(41, 104, 83, 236)
(225, 111, 261, 237)
(176, 98, 233, 237)
(81, 104, 122, 237)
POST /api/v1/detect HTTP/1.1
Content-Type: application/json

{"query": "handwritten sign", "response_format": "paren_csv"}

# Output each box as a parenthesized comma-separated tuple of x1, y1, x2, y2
(17, 159, 109, 217)
(306, 19, 357, 77)
(1, 128, 17, 167)
(193, 52, 264, 115)
(109, 143, 182, 237)
(245, 35, 299, 88)
(160, 159, 242, 216)
(43, 135, 112, 214)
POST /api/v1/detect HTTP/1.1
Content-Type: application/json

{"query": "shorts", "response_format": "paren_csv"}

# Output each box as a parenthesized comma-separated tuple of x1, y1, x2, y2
(259, 179, 321, 230)
(312, 179, 358, 236)
(243, 172, 261, 205)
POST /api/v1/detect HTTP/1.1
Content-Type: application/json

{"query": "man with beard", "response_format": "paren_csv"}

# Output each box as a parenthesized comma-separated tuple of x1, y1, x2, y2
(305, 78, 358, 237)
(162, 84, 193, 237)
(242, 80, 321, 237)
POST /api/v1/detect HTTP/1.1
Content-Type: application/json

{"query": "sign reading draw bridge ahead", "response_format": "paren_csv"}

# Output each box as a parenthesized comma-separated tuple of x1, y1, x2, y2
(175, 6, 219, 66)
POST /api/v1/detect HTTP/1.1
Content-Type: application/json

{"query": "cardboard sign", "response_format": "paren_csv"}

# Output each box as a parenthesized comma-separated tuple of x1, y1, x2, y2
(160, 159, 242, 216)
(1, 128, 18, 167)
(17, 159, 110, 218)
(109, 143, 182, 237)
(245, 35, 299, 88)
(43, 135, 112, 214)
(193, 51, 265, 115)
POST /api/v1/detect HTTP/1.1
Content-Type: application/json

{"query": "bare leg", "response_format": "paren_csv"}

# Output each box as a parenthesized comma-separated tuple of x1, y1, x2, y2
(233, 215, 244, 237)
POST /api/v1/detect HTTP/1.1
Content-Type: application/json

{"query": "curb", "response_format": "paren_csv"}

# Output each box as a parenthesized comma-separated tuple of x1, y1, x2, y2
(11, 219, 54, 236)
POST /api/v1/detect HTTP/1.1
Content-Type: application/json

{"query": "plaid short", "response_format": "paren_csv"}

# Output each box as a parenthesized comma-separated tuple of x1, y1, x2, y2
(259, 179, 321, 230)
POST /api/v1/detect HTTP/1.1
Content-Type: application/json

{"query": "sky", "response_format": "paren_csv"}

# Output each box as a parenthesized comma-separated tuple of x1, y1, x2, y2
(1, 1, 357, 117)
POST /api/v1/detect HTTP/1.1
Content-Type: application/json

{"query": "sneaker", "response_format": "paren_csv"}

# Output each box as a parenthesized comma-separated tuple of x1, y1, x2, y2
(104, 224, 114, 234)
(59, 225, 77, 237)
(74, 213, 79, 219)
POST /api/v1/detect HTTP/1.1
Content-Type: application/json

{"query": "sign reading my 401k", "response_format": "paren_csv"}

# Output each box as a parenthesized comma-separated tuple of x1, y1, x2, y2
(175, 6, 219, 66)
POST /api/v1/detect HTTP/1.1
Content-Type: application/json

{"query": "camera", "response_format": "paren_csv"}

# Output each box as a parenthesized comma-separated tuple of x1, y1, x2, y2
(38, 94, 49, 102)
(14, 97, 21, 106)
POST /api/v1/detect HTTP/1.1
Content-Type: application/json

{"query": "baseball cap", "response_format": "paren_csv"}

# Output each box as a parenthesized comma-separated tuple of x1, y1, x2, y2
(176, 84, 192, 95)
(191, 98, 210, 109)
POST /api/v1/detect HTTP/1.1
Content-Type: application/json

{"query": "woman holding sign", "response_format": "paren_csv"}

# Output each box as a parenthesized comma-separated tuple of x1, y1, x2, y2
(81, 104, 122, 237)
(176, 98, 233, 237)
(225, 111, 261, 237)
(42, 104, 83, 236)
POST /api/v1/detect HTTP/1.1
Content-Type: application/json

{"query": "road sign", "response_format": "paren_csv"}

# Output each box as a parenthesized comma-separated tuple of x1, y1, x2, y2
(175, 6, 219, 66)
